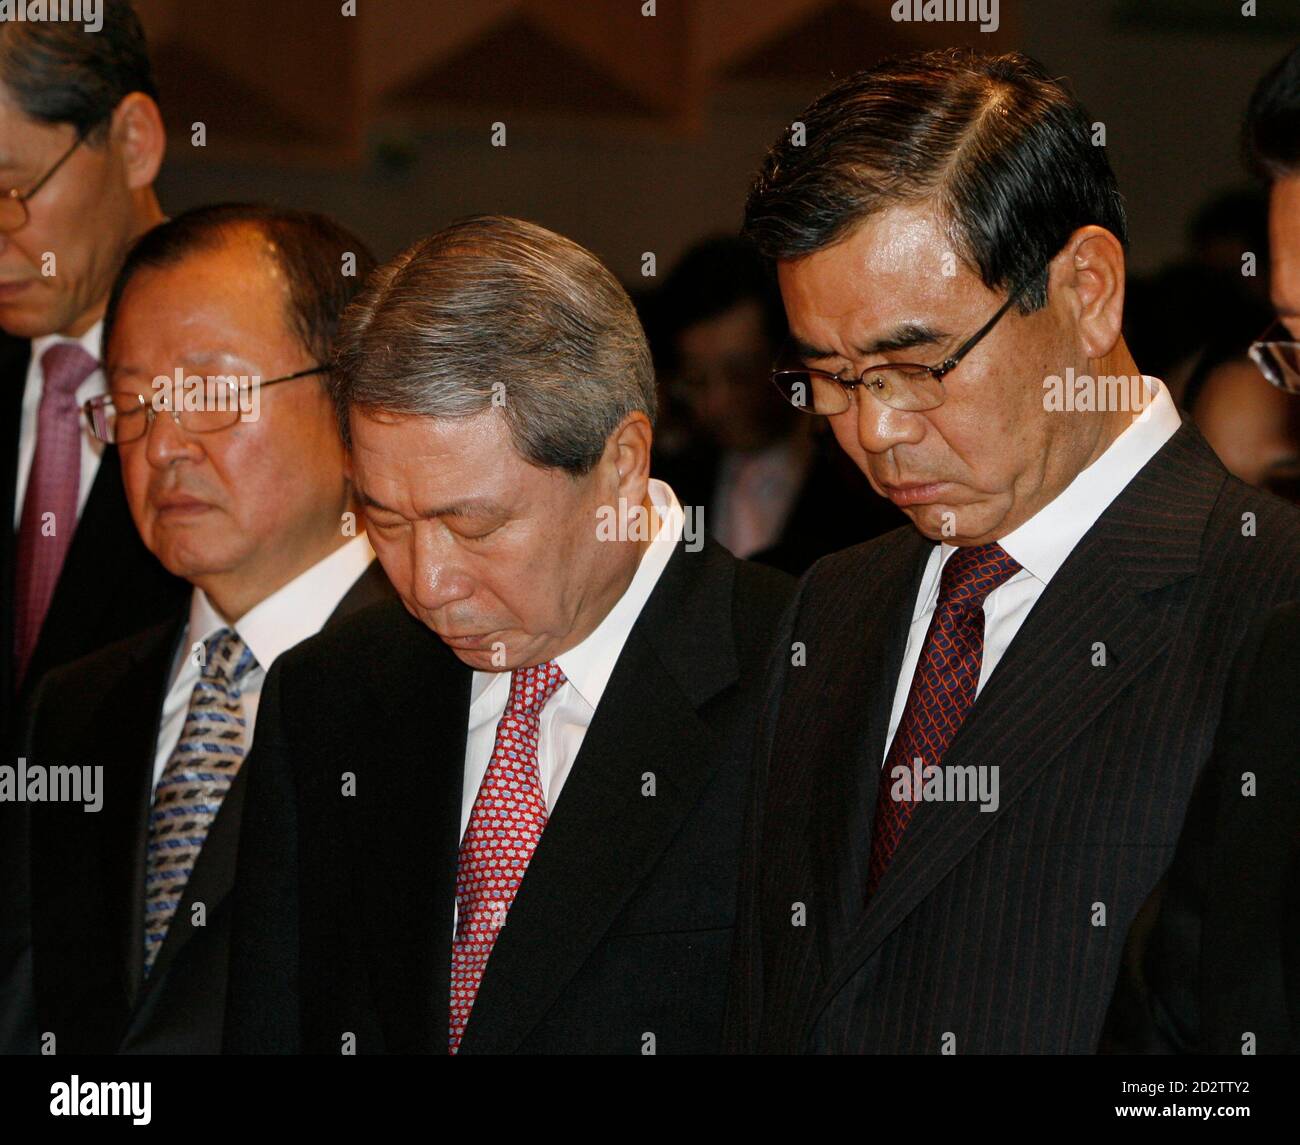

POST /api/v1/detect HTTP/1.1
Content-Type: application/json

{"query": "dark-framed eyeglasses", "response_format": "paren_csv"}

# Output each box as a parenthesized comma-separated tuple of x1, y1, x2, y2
(84, 365, 328, 444)
(0, 126, 95, 235)
(1248, 319, 1300, 395)
(770, 281, 1029, 415)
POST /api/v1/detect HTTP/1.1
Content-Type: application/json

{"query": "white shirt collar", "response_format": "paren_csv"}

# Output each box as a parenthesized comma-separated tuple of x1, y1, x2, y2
(920, 376, 1182, 618)
(184, 533, 376, 672)
(469, 477, 685, 711)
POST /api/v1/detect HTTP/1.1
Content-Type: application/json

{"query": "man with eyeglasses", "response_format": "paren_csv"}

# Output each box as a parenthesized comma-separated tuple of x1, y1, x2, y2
(724, 50, 1300, 1055)
(1101, 44, 1300, 1056)
(0, 1, 186, 1055)
(5, 204, 391, 1054)
(0, 6, 185, 748)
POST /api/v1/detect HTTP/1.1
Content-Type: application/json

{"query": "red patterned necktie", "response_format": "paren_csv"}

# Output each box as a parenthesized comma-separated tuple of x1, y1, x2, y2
(13, 341, 99, 686)
(449, 660, 567, 1054)
(866, 542, 1022, 899)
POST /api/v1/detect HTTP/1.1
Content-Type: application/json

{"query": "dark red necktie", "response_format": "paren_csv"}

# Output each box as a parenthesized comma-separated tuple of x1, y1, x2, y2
(14, 341, 98, 686)
(866, 542, 1022, 899)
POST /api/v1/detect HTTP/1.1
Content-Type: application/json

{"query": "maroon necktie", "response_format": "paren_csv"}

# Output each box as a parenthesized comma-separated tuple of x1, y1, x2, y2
(13, 341, 99, 685)
(866, 542, 1022, 899)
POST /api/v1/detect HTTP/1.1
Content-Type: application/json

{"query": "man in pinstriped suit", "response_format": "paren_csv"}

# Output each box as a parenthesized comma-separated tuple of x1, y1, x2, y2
(724, 49, 1300, 1054)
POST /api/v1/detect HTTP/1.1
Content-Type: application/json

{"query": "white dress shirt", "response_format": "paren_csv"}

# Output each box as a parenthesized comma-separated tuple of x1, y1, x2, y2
(151, 534, 376, 791)
(882, 376, 1183, 762)
(459, 478, 685, 840)
(13, 320, 107, 528)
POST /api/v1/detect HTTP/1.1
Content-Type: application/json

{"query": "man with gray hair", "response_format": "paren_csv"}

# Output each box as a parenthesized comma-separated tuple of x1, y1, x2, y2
(226, 215, 794, 1054)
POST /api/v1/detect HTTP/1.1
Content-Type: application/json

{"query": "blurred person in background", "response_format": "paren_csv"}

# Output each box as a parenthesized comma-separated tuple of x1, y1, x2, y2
(0, 1, 186, 1053)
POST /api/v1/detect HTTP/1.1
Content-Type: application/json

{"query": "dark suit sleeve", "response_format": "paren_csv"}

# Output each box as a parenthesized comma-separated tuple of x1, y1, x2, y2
(1100, 609, 1278, 1053)
(723, 579, 804, 1052)
(224, 661, 302, 1053)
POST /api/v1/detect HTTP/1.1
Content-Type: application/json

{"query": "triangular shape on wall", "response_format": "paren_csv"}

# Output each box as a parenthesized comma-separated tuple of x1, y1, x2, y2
(383, 13, 661, 119)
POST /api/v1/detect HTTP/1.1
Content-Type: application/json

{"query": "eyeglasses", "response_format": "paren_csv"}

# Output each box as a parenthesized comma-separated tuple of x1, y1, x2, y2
(770, 283, 1028, 415)
(1248, 319, 1300, 395)
(0, 127, 94, 234)
(84, 366, 328, 444)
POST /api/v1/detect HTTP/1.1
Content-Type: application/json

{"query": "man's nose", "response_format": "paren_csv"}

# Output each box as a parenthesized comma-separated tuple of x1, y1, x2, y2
(410, 525, 476, 613)
(143, 407, 204, 468)
(851, 392, 928, 453)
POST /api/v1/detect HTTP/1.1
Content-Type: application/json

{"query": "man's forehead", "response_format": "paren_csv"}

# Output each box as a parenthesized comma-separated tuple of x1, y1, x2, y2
(777, 210, 981, 349)
(120, 240, 292, 329)
(350, 408, 525, 483)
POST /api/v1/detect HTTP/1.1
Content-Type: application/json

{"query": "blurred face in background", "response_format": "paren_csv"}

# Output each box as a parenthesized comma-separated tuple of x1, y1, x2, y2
(0, 90, 163, 339)
(350, 406, 652, 672)
(109, 230, 352, 620)
(673, 299, 796, 453)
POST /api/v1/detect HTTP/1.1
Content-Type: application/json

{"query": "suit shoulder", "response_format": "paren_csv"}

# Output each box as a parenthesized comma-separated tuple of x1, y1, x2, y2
(802, 524, 923, 588)
(273, 596, 410, 680)
(1211, 472, 1300, 534)
(34, 620, 177, 702)
(731, 555, 796, 611)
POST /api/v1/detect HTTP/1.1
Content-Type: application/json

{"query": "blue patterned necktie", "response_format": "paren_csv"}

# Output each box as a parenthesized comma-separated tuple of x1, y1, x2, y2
(143, 627, 257, 974)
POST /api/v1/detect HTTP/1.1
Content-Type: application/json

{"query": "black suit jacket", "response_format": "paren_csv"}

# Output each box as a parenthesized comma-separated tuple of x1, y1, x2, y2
(1101, 600, 1300, 1054)
(225, 538, 794, 1054)
(725, 420, 1300, 1054)
(10, 558, 393, 1055)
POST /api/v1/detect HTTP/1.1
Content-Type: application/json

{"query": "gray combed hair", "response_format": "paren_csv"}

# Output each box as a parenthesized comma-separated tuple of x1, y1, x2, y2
(330, 215, 656, 474)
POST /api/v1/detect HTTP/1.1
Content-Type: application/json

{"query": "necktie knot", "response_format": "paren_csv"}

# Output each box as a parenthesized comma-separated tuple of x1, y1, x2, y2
(40, 341, 99, 403)
(506, 660, 566, 718)
(200, 627, 258, 688)
(936, 542, 1022, 614)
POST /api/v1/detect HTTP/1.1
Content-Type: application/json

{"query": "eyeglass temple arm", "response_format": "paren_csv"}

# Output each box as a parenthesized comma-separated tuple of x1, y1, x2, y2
(933, 283, 1027, 378)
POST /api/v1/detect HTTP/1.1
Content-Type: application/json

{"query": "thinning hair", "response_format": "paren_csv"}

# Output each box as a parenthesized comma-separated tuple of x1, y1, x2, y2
(331, 215, 656, 475)
(742, 48, 1128, 312)
(104, 203, 377, 368)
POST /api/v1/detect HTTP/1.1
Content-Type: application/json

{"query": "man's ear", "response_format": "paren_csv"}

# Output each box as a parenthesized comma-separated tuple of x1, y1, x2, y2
(1048, 225, 1126, 361)
(110, 92, 166, 191)
(609, 410, 653, 502)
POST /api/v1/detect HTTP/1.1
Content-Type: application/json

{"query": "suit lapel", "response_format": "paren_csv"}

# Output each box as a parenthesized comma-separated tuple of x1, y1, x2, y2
(97, 622, 182, 1009)
(459, 539, 741, 1054)
(805, 423, 1217, 1035)
(807, 529, 930, 971)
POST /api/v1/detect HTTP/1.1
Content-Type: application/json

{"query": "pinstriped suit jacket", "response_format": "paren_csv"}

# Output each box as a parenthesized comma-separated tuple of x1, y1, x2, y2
(724, 419, 1300, 1054)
